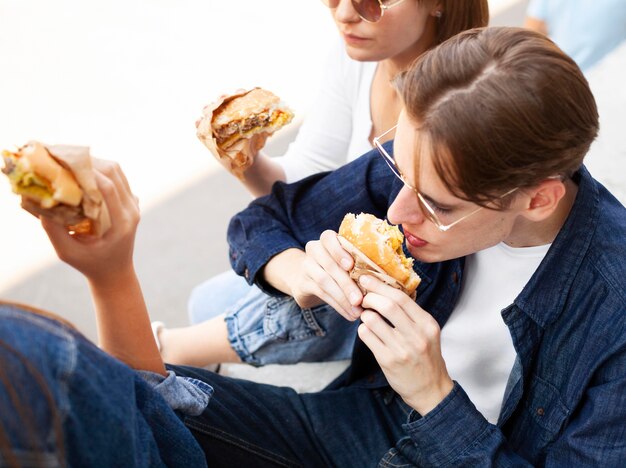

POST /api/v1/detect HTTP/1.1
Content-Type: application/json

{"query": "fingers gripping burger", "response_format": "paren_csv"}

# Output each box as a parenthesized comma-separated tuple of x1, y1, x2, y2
(2, 141, 110, 236)
(196, 87, 294, 178)
(338, 213, 421, 299)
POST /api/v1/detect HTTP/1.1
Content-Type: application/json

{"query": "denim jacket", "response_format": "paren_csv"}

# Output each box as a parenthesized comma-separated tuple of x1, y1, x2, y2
(228, 145, 626, 466)
(0, 303, 209, 467)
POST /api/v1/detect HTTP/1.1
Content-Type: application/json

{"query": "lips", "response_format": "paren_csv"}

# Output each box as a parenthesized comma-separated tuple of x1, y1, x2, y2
(341, 31, 369, 45)
(404, 228, 428, 248)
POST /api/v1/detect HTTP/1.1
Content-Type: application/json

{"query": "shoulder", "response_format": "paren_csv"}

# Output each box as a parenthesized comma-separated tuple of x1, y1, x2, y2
(567, 180, 626, 337)
(585, 182, 626, 297)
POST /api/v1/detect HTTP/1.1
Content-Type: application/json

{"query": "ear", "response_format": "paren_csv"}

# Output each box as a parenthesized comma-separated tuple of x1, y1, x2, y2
(431, 0, 444, 17)
(521, 178, 567, 222)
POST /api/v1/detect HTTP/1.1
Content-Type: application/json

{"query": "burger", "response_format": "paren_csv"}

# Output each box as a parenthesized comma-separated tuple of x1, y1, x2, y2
(196, 87, 294, 177)
(338, 212, 420, 299)
(2, 141, 110, 236)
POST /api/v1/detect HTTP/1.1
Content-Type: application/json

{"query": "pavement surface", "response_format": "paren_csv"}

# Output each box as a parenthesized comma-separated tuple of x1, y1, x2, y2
(1, 0, 624, 391)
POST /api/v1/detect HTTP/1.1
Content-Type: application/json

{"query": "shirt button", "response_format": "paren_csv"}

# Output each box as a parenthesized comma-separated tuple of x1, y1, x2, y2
(452, 272, 459, 283)
(367, 374, 376, 383)
(244, 268, 250, 280)
(536, 407, 545, 416)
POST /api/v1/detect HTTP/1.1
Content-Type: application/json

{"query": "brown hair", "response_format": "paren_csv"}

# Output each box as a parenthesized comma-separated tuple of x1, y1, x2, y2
(396, 27, 599, 206)
(436, 0, 489, 44)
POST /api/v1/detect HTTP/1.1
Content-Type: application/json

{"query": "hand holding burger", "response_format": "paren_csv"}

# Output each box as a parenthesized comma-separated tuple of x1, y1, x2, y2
(196, 87, 294, 179)
(338, 212, 420, 299)
(2, 142, 110, 236)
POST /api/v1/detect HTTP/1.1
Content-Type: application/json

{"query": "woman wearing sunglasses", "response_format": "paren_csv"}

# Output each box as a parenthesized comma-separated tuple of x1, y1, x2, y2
(156, 0, 490, 371)
(30, 27, 624, 465)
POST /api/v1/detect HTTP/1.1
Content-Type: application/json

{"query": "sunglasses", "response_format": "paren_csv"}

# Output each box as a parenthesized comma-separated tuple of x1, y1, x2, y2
(321, 0, 409, 23)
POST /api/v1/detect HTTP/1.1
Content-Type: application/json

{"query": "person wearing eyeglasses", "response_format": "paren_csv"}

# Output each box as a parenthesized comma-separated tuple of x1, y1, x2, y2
(156, 0, 490, 372)
(33, 27, 624, 465)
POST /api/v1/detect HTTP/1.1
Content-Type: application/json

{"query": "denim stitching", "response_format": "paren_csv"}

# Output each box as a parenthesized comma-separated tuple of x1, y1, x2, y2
(378, 439, 414, 468)
(264, 299, 322, 342)
(185, 418, 302, 467)
(300, 307, 327, 337)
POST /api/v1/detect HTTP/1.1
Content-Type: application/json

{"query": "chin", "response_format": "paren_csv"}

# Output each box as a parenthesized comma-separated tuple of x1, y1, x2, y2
(406, 244, 457, 264)
(343, 45, 379, 62)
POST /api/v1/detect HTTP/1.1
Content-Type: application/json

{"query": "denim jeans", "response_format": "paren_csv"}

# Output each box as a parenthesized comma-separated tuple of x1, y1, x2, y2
(188, 270, 358, 366)
(188, 269, 250, 324)
(170, 364, 413, 467)
(0, 303, 206, 467)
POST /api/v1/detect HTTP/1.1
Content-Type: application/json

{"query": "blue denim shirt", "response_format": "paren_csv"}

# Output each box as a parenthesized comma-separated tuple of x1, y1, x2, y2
(227, 145, 626, 466)
(0, 303, 209, 467)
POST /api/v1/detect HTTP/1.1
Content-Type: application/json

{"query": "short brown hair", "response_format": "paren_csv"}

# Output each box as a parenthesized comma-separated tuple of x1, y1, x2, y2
(436, 0, 489, 44)
(396, 27, 599, 206)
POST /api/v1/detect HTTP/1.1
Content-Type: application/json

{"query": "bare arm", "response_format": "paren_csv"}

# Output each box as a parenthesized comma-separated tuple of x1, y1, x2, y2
(239, 151, 287, 198)
(87, 268, 165, 375)
(41, 160, 166, 376)
(524, 16, 548, 35)
(261, 232, 364, 321)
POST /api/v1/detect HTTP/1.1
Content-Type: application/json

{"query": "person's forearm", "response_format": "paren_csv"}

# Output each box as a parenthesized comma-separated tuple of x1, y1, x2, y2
(241, 152, 287, 198)
(262, 248, 307, 295)
(88, 268, 166, 376)
(524, 17, 548, 35)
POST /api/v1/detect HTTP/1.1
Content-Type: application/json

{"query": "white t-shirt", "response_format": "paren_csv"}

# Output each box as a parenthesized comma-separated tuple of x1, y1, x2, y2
(274, 40, 377, 183)
(440, 242, 550, 424)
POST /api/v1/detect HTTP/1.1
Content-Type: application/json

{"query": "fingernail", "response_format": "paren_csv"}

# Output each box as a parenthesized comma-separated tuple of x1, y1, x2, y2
(341, 258, 352, 270)
(359, 276, 371, 287)
(349, 292, 361, 305)
(351, 306, 362, 317)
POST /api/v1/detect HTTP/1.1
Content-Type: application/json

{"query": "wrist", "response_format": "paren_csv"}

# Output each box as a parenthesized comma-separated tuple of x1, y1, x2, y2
(263, 248, 306, 295)
(88, 265, 138, 294)
(408, 377, 455, 416)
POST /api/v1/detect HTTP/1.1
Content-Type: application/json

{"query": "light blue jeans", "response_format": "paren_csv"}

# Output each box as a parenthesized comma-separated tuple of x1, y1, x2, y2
(188, 270, 357, 366)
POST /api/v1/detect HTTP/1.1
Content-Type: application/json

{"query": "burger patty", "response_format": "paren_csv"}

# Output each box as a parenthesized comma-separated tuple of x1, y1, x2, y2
(1, 156, 15, 175)
(213, 112, 272, 146)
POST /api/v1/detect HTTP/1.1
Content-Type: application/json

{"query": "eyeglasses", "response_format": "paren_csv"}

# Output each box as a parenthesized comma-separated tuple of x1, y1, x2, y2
(320, 0, 408, 23)
(374, 125, 519, 232)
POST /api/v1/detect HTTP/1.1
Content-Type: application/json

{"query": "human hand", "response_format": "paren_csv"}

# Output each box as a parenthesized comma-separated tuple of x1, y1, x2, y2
(289, 230, 365, 321)
(41, 159, 140, 286)
(357, 275, 454, 415)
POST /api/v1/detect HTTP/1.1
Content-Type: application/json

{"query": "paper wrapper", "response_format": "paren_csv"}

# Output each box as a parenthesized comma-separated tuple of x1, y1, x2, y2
(338, 236, 418, 300)
(21, 143, 111, 237)
(196, 89, 271, 180)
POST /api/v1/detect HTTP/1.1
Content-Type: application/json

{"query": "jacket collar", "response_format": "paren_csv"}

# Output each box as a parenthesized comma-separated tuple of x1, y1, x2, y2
(513, 166, 599, 328)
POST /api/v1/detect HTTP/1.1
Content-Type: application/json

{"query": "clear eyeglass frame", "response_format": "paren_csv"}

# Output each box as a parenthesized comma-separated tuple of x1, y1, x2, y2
(373, 125, 519, 232)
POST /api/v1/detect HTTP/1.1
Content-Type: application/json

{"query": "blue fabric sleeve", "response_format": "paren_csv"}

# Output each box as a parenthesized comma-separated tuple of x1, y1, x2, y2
(404, 382, 533, 466)
(227, 144, 400, 294)
(405, 356, 626, 466)
(526, 0, 548, 19)
(137, 370, 213, 416)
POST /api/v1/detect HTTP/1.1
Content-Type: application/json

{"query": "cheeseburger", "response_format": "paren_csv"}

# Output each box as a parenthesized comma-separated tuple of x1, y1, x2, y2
(338, 212, 420, 299)
(196, 87, 294, 178)
(2, 141, 110, 236)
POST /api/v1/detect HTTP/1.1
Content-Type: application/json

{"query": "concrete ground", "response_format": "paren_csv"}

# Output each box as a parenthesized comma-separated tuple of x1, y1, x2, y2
(1, 0, 624, 391)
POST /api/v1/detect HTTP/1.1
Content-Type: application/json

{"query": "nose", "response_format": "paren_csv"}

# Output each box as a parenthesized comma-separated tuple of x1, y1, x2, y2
(333, 0, 361, 24)
(387, 185, 427, 227)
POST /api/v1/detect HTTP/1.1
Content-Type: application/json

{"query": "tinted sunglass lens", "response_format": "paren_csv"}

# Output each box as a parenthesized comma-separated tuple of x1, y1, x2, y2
(353, 0, 383, 22)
